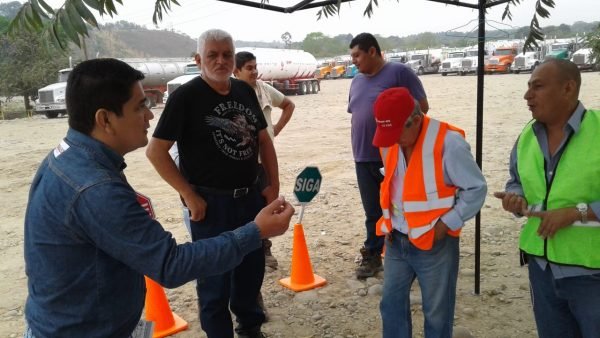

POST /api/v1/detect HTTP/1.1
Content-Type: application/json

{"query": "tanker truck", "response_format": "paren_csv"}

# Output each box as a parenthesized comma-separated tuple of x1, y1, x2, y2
(164, 47, 320, 100)
(35, 58, 190, 118)
(237, 47, 320, 95)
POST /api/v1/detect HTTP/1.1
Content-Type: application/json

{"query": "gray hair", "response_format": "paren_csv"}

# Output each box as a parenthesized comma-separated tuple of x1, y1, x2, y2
(197, 29, 234, 55)
(405, 99, 422, 128)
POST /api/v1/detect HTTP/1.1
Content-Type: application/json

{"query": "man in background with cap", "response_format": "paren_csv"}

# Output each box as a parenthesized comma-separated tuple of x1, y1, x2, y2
(348, 32, 429, 279)
(373, 87, 486, 338)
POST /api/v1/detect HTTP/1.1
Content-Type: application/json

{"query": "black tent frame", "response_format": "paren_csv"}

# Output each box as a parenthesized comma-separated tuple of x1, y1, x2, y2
(217, 0, 514, 294)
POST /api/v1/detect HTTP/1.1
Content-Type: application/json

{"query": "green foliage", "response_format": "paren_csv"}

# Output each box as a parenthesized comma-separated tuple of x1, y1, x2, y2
(0, 1, 22, 19)
(0, 28, 69, 110)
(7, 0, 179, 50)
(302, 32, 348, 57)
(585, 24, 600, 65)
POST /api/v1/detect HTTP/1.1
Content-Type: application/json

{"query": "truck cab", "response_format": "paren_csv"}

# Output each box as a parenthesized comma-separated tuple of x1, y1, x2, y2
(330, 60, 347, 79)
(34, 68, 71, 118)
(545, 42, 575, 60)
(460, 49, 489, 75)
(163, 63, 200, 103)
(485, 47, 518, 74)
(513, 49, 541, 74)
(407, 54, 440, 75)
(440, 51, 466, 76)
(316, 61, 333, 80)
(571, 48, 598, 71)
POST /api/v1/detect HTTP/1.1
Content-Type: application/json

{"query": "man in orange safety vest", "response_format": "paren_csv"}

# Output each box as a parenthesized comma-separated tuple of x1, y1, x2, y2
(374, 87, 487, 338)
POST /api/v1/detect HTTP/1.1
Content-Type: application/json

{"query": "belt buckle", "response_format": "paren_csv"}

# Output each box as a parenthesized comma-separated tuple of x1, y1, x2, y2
(233, 187, 249, 198)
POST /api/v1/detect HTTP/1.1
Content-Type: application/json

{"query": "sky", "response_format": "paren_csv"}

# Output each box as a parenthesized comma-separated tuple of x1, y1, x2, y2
(27, 0, 600, 42)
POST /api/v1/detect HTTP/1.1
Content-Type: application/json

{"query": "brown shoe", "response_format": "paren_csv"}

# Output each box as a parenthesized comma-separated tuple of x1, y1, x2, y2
(355, 247, 383, 279)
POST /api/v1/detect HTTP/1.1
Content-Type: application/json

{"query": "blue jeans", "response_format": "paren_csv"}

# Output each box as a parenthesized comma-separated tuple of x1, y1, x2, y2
(528, 258, 600, 338)
(380, 231, 459, 338)
(355, 161, 384, 255)
(191, 188, 265, 338)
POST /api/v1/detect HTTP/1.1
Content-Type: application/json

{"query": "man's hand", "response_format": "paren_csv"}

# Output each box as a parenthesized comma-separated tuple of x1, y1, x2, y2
(434, 219, 449, 242)
(494, 191, 528, 215)
(261, 185, 279, 204)
(528, 208, 579, 239)
(255, 196, 294, 239)
(181, 192, 207, 222)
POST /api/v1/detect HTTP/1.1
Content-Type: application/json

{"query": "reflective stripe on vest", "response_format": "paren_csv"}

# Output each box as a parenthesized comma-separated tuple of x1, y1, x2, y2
(517, 110, 600, 268)
(377, 116, 465, 250)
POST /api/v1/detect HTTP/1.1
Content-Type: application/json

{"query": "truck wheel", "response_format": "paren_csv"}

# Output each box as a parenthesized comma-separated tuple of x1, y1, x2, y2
(506, 64, 512, 74)
(441, 72, 447, 76)
(307, 81, 314, 94)
(513, 70, 520, 74)
(45, 111, 59, 119)
(418, 67, 424, 76)
(298, 82, 307, 95)
(324, 73, 330, 80)
(313, 80, 320, 93)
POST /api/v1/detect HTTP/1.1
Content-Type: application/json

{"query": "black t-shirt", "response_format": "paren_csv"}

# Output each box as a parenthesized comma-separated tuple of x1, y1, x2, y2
(153, 76, 267, 188)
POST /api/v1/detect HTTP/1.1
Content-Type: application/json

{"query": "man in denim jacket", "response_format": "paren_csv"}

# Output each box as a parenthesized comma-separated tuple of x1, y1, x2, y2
(23, 58, 294, 337)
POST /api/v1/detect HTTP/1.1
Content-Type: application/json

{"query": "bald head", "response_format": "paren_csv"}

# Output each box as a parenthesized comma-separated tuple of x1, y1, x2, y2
(540, 58, 581, 98)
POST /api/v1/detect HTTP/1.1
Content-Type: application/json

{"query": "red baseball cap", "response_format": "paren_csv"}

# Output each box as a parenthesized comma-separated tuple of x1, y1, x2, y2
(372, 87, 416, 147)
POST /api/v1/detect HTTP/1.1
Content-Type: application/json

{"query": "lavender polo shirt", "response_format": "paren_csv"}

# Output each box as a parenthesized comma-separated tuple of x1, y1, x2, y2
(347, 62, 427, 162)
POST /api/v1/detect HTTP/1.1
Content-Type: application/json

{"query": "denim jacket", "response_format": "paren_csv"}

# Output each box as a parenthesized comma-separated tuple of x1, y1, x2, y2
(24, 128, 262, 337)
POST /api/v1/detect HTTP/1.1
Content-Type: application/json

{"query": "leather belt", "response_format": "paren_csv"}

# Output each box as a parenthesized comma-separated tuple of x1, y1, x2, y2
(192, 178, 258, 199)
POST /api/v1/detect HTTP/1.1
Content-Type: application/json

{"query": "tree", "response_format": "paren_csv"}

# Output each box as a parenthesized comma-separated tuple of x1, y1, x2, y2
(585, 24, 600, 67)
(0, 27, 68, 111)
(7, 0, 555, 51)
(0, 1, 21, 18)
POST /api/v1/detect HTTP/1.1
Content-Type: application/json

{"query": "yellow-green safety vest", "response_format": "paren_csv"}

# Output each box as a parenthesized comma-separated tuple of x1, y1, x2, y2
(517, 109, 600, 268)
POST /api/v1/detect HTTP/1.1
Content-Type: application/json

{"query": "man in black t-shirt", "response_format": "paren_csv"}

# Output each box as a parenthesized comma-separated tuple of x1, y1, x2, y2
(146, 29, 279, 338)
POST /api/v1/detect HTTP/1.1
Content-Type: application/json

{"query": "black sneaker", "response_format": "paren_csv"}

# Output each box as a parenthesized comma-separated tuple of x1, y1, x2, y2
(355, 247, 383, 279)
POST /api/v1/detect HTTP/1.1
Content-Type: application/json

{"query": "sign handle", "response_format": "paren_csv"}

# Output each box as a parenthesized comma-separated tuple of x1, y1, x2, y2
(298, 204, 306, 224)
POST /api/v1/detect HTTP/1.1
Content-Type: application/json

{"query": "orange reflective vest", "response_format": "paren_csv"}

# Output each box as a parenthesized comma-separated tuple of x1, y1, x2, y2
(376, 116, 465, 250)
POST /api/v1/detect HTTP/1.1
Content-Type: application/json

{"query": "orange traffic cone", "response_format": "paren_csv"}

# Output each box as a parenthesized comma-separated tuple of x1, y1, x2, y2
(144, 277, 188, 338)
(279, 223, 327, 292)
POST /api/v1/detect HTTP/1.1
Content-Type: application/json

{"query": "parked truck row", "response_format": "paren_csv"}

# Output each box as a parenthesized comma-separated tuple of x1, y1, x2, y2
(36, 48, 322, 118)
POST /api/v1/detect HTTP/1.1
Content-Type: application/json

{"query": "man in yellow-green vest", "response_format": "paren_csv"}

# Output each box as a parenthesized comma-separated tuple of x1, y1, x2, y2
(495, 58, 600, 338)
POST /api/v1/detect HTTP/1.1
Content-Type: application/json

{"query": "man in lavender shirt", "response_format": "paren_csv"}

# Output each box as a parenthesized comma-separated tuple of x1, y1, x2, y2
(348, 33, 429, 279)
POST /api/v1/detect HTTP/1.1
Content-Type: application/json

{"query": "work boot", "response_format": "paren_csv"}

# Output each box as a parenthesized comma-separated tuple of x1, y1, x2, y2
(263, 239, 278, 270)
(355, 247, 383, 279)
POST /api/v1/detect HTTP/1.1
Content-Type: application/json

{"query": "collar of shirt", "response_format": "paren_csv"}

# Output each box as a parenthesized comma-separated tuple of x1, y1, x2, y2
(65, 128, 127, 172)
(532, 101, 586, 136)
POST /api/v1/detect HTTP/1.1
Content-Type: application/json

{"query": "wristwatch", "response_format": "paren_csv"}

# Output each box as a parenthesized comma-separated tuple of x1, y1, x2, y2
(576, 203, 588, 223)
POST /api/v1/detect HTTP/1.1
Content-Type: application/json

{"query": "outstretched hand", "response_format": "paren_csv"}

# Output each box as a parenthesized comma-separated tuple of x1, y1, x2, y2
(494, 191, 528, 216)
(255, 196, 295, 239)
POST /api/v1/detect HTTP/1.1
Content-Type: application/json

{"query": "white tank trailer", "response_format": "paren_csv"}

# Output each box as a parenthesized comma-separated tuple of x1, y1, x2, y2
(35, 58, 191, 118)
(236, 47, 320, 95)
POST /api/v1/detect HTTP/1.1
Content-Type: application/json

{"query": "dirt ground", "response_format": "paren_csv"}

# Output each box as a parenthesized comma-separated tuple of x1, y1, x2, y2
(1, 71, 600, 338)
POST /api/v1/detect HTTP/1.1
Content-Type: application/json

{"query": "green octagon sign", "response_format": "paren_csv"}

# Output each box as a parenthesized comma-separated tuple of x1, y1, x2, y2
(294, 167, 322, 203)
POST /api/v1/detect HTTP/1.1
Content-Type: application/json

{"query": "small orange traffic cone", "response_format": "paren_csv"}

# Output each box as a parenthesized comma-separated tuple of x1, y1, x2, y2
(279, 223, 326, 292)
(144, 276, 188, 338)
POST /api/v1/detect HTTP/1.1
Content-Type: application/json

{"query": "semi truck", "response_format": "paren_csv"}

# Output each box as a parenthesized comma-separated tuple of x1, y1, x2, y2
(484, 46, 518, 74)
(544, 41, 576, 60)
(163, 63, 201, 103)
(407, 53, 441, 75)
(460, 49, 490, 75)
(512, 49, 542, 74)
(35, 58, 191, 118)
(571, 48, 598, 71)
(440, 51, 466, 76)
(164, 47, 320, 101)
